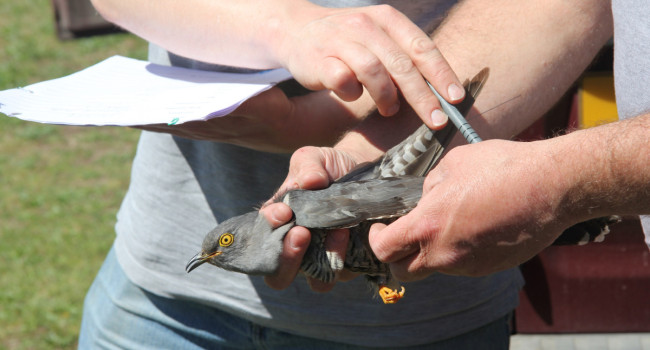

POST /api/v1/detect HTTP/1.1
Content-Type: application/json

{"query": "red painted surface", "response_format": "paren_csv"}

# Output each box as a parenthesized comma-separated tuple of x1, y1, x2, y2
(515, 218, 650, 333)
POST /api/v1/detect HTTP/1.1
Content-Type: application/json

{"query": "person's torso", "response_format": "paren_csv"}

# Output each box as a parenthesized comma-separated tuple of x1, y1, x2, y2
(113, 1, 524, 346)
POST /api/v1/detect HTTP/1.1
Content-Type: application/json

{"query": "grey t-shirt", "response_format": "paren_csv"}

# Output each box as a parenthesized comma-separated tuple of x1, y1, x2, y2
(113, 1, 524, 347)
(611, 0, 650, 246)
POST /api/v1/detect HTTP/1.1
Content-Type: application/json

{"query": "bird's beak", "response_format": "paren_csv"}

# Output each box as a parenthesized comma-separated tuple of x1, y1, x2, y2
(185, 251, 221, 273)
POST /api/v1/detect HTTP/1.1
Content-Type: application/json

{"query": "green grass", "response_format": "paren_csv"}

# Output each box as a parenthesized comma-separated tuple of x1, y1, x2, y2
(0, 1, 147, 348)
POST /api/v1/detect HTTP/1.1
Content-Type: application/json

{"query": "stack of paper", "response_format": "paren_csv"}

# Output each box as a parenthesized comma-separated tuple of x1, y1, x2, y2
(0, 55, 292, 126)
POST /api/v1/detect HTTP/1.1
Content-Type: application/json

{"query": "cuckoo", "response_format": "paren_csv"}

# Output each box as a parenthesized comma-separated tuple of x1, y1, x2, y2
(186, 69, 620, 304)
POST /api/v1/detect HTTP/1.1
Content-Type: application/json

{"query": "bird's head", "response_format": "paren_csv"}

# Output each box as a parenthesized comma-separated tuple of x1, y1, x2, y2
(186, 211, 295, 275)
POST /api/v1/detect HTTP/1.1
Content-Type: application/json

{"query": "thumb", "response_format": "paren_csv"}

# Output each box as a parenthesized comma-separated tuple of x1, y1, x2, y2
(368, 215, 420, 263)
(370, 213, 440, 282)
(264, 226, 311, 290)
(265, 147, 330, 206)
(288, 147, 332, 190)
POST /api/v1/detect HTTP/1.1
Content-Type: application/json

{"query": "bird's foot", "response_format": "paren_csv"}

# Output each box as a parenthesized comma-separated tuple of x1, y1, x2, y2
(378, 285, 405, 304)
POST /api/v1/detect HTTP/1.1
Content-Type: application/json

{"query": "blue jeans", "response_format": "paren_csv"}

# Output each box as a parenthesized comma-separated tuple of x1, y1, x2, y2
(78, 246, 511, 349)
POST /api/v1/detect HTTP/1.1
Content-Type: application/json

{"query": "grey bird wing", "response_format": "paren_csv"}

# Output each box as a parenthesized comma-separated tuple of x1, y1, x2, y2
(284, 70, 488, 232)
(324, 66, 618, 246)
(376, 68, 488, 178)
(282, 177, 425, 229)
(337, 68, 489, 183)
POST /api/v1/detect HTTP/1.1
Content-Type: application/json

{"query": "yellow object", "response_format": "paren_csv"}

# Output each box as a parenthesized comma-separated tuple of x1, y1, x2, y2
(579, 73, 619, 129)
(378, 286, 405, 304)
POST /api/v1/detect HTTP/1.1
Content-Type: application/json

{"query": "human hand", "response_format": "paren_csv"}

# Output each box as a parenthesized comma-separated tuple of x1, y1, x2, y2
(261, 146, 366, 291)
(368, 139, 578, 279)
(135, 86, 369, 153)
(273, 3, 463, 129)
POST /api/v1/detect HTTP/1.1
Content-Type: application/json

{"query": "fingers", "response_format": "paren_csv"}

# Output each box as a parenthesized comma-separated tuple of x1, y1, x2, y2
(263, 219, 356, 291)
(368, 218, 419, 264)
(319, 57, 364, 102)
(368, 168, 452, 281)
(263, 147, 331, 206)
(368, 209, 439, 282)
(301, 6, 460, 129)
(307, 228, 349, 292)
(259, 202, 294, 225)
(263, 146, 364, 290)
(368, 6, 462, 128)
(369, 169, 441, 263)
(262, 147, 357, 290)
(272, 145, 358, 204)
(288, 147, 332, 190)
(261, 196, 308, 291)
(321, 42, 399, 116)
(264, 226, 311, 290)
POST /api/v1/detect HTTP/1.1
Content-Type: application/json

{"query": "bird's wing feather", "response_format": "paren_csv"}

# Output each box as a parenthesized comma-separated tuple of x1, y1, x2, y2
(283, 177, 425, 229)
(336, 68, 490, 182)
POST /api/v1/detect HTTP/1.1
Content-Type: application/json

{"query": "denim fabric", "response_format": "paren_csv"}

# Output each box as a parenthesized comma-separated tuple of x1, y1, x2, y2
(79, 246, 511, 350)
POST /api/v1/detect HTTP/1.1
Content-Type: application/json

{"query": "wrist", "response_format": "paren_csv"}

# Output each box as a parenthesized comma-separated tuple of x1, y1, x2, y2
(266, 0, 322, 68)
(542, 126, 626, 225)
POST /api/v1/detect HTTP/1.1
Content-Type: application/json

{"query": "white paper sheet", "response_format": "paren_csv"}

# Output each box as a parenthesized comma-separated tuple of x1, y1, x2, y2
(0, 55, 293, 126)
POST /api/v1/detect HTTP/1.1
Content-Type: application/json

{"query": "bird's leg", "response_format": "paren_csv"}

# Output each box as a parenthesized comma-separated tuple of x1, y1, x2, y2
(373, 273, 405, 304)
(378, 285, 405, 304)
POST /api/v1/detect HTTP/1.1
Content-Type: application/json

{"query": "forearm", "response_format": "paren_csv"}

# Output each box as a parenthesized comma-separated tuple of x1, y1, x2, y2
(91, 0, 311, 68)
(434, 0, 613, 142)
(549, 114, 650, 222)
(335, 104, 422, 162)
(336, 0, 613, 161)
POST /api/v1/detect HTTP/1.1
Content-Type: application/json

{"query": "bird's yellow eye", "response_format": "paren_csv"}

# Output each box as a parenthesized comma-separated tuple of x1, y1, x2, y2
(219, 233, 234, 247)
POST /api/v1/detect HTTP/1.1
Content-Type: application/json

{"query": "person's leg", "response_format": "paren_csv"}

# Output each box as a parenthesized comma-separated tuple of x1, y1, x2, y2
(78, 246, 254, 349)
(79, 245, 511, 350)
(259, 312, 511, 350)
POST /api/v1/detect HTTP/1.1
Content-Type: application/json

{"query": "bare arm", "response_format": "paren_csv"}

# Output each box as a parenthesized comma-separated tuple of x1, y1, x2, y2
(268, 0, 642, 286)
(135, 88, 375, 153)
(336, 0, 614, 157)
(92, 0, 312, 69)
(368, 0, 650, 278)
(91, 0, 464, 125)
(370, 113, 649, 278)
(434, 0, 613, 141)
(549, 114, 650, 220)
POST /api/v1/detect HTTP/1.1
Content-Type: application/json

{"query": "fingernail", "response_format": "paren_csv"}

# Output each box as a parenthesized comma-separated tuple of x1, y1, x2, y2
(269, 207, 282, 225)
(270, 205, 292, 226)
(289, 229, 309, 250)
(447, 83, 465, 101)
(289, 232, 301, 250)
(431, 109, 448, 128)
